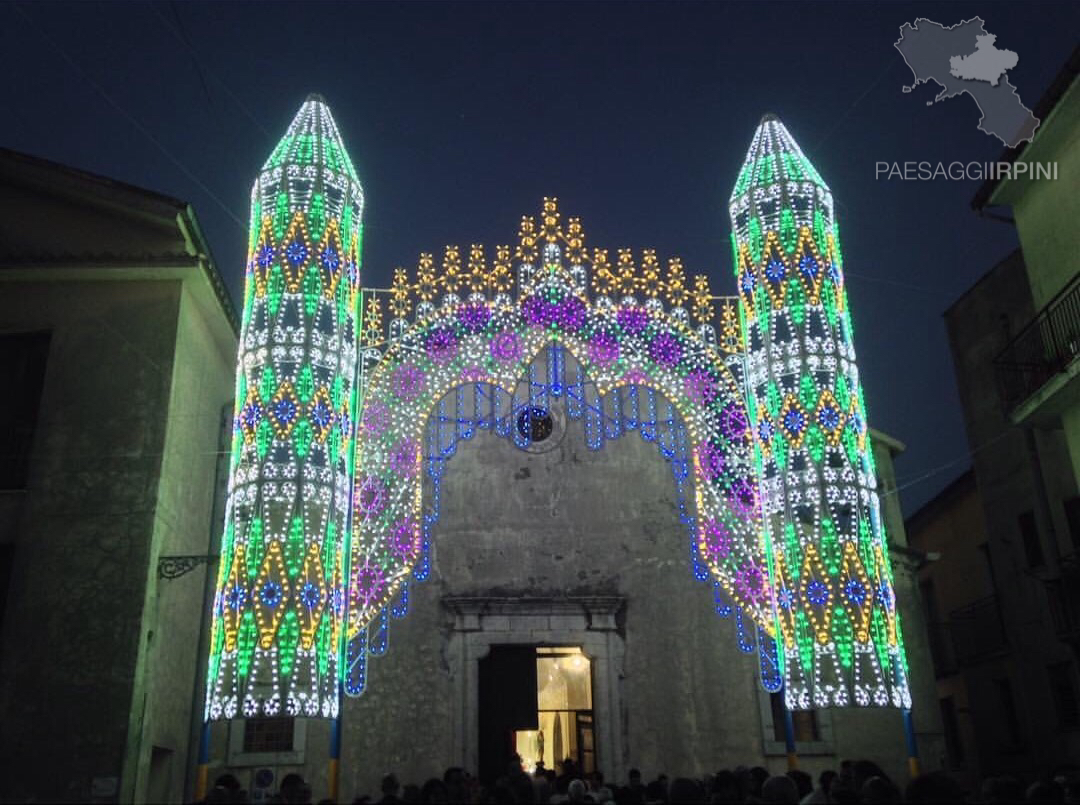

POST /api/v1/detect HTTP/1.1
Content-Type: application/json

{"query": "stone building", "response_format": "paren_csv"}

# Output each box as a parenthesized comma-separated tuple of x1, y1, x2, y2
(0, 106, 947, 803)
(907, 48, 1080, 785)
(0, 148, 237, 803)
(905, 468, 994, 792)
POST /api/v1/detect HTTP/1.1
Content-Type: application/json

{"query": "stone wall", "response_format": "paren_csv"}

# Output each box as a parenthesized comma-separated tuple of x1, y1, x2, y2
(339, 393, 764, 797)
(0, 280, 182, 802)
(124, 282, 236, 803)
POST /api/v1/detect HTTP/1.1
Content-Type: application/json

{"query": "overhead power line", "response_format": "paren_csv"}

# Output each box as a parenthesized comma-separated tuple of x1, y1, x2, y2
(11, 1, 245, 229)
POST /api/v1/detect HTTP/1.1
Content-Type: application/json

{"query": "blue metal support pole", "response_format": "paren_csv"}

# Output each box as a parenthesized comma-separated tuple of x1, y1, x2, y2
(903, 708, 920, 778)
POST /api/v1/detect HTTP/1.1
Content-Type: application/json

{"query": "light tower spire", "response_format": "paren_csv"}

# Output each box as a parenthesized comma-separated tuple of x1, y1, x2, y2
(729, 116, 911, 710)
(205, 96, 364, 721)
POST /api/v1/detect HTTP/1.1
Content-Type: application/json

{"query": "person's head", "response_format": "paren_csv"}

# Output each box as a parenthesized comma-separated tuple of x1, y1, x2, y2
(786, 769, 812, 799)
(760, 775, 798, 804)
(629, 768, 642, 786)
(206, 788, 235, 805)
(381, 773, 400, 797)
(711, 770, 740, 802)
(830, 787, 857, 805)
(669, 778, 705, 803)
(819, 769, 837, 794)
(981, 776, 1024, 803)
(420, 778, 447, 804)
(442, 767, 466, 800)
(748, 767, 769, 797)
(442, 767, 464, 786)
(214, 774, 241, 792)
(1026, 780, 1065, 804)
(280, 773, 310, 805)
(509, 771, 534, 804)
(490, 781, 516, 805)
(645, 780, 666, 802)
(1061, 774, 1080, 804)
(568, 778, 587, 803)
(859, 776, 900, 804)
(851, 760, 889, 790)
(904, 771, 965, 803)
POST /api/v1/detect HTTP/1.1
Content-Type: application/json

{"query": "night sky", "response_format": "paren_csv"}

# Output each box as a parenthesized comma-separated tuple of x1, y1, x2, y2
(3, 1, 1077, 515)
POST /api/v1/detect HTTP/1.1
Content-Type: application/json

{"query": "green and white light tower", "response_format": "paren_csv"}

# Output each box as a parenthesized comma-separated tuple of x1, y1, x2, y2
(204, 95, 364, 728)
(729, 116, 911, 712)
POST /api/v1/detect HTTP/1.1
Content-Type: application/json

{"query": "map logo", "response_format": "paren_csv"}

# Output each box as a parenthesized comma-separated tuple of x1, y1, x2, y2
(895, 18, 1040, 148)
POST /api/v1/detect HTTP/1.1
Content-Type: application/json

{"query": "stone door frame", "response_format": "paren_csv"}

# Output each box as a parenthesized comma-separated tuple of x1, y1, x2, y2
(442, 596, 627, 782)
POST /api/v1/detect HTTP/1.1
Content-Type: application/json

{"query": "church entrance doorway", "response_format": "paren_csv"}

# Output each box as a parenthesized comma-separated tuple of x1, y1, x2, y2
(479, 645, 595, 783)
(519, 647, 595, 778)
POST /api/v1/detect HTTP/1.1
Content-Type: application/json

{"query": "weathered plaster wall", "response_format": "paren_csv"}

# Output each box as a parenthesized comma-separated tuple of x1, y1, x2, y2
(125, 282, 236, 803)
(1010, 78, 1080, 312)
(0, 280, 181, 803)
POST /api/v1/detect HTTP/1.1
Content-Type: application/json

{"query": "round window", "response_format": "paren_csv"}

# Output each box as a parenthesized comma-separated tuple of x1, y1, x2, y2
(516, 406, 554, 443)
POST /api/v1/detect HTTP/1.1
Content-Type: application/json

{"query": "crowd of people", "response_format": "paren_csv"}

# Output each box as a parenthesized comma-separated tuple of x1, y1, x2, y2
(204, 757, 1080, 803)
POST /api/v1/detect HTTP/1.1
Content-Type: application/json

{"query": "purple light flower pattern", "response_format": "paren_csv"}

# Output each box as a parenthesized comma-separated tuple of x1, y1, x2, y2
(391, 364, 426, 401)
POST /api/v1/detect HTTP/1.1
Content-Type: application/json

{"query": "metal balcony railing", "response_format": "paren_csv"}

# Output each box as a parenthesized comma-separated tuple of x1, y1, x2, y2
(949, 595, 1009, 666)
(994, 271, 1080, 411)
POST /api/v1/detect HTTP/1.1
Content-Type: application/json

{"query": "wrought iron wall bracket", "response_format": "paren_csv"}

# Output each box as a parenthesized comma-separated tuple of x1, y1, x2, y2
(158, 554, 219, 580)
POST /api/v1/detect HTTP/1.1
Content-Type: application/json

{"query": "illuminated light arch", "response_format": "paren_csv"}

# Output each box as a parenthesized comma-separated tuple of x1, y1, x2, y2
(345, 292, 778, 694)
(342, 193, 907, 710)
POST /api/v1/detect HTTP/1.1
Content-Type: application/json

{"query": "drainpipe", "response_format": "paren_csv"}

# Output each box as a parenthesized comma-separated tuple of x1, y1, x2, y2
(185, 402, 231, 801)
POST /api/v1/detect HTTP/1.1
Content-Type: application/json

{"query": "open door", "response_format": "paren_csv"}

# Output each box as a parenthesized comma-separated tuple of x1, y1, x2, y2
(478, 645, 538, 783)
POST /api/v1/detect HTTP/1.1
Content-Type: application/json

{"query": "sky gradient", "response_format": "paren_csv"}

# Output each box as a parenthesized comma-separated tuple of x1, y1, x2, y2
(3, 1, 1077, 515)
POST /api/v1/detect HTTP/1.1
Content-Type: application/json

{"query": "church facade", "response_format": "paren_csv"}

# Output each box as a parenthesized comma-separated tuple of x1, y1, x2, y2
(199, 97, 943, 800)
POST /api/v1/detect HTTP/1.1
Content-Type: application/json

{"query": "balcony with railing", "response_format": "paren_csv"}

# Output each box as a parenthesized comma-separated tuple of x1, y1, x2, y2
(995, 272, 1080, 424)
(949, 595, 1009, 666)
